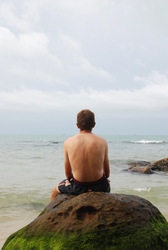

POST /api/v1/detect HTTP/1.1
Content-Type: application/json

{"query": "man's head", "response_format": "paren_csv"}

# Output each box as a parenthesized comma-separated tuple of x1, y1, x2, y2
(77, 109, 95, 131)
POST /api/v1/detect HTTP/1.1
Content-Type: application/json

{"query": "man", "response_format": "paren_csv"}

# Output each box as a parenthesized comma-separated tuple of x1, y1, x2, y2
(50, 109, 110, 202)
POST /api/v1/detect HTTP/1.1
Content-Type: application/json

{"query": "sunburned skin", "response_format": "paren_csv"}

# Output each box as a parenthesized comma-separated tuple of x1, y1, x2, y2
(50, 111, 110, 202)
(64, 130, 110, 182)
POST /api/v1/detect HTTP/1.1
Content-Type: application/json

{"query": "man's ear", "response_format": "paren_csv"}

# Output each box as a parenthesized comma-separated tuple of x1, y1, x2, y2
(76, 123, 80, 129)
(93, 122, 96, 128)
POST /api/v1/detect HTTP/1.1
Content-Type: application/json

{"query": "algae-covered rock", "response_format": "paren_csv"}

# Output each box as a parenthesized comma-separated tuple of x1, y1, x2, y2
(150, 157, 168, 171)
(127, 165, 153, 174)
(125, 157, 168, 174)
(2, 192, 168, 250)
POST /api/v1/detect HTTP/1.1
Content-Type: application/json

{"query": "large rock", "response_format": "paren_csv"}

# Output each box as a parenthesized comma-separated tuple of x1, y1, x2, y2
(2, 192, 168, 250)
(127, 161, 150, 168)
(126, 165, 153, 174)
(125, 158, 168, 174)
(150, 157, 168, 171)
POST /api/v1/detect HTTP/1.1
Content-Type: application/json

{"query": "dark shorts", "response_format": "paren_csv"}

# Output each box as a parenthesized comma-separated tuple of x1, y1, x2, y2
(58, 175, 110, 195)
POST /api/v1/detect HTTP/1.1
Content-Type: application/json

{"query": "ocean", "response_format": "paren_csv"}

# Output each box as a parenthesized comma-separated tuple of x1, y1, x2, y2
(0, 134, 168, 248)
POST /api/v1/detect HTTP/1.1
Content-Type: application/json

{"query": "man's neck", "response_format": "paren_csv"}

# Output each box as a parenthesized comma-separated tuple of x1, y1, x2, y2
(80, 130, 92, 134)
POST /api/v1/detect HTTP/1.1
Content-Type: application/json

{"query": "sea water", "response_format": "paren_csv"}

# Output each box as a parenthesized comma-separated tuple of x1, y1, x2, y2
(0, 134, 168, 247)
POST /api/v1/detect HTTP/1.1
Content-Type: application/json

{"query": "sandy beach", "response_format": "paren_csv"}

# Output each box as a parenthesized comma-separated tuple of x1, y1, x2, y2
(0, 217, 35, 249)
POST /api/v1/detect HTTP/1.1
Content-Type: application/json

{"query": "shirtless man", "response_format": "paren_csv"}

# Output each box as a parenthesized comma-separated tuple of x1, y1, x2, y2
(50, 109, 110, 202)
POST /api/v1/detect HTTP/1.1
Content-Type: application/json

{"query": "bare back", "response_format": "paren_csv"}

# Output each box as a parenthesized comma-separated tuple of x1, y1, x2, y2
(64, 132, 110, 182)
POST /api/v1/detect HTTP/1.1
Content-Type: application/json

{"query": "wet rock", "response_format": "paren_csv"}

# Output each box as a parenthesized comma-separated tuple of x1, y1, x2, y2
(2, 192, 168, 250)
(127, 166, 153, 174)
(150, 158, 168, 171)
(125, 158, 168, 174)
(128, 161, 150, 168)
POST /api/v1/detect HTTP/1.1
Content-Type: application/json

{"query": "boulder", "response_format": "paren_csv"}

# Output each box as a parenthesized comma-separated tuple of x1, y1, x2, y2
(125, 158, 168, 174)
(2, 192, 168, 250)
(127, 166, 153, 174)
(150, 158, 168, 171)
(127, 161, 150, 168)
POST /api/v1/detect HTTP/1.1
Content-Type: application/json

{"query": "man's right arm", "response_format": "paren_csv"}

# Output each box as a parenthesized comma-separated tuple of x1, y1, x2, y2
(64, 142, 73, 179)
(103, 142, 110, 178)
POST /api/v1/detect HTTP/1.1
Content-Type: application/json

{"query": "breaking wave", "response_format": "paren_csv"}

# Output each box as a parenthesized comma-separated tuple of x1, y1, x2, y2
(132, 187, 151, 192)
(127, 140, 166, 144)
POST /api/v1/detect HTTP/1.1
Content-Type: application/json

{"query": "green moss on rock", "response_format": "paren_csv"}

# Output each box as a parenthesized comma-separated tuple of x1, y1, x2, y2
(2, 193, 168, 250)
(2, 214, 168, 250)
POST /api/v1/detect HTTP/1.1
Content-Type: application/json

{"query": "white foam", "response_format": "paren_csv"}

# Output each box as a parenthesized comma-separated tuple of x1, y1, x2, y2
(133, 187, 151, 192)
(130, 140, 164, 144)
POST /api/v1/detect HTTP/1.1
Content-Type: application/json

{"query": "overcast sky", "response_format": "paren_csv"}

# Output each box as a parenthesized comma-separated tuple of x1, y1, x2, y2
(0, 0, 168, 135)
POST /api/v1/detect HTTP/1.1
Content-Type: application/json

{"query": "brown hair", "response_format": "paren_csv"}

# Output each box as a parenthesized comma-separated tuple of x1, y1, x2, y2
(77, 109, 95, 131)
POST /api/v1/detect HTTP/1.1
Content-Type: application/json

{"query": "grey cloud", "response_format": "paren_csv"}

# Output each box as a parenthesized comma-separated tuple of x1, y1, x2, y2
(0, 0, 167, 134)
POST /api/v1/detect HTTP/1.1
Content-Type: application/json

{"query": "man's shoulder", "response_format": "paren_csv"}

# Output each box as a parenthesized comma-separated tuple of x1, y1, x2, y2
(93, 133, 106, 141)
(64, 134, 78, 144)
(64, 133, 107, 144)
